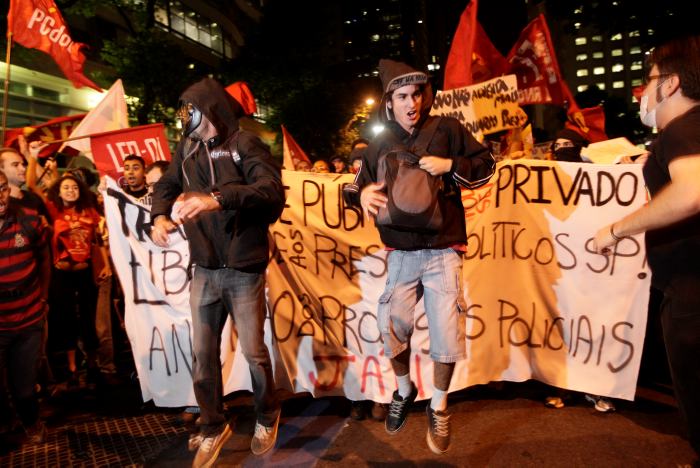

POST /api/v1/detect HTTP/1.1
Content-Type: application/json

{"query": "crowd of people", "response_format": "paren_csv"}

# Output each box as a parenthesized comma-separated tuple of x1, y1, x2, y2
(0, 142, 169, 445)
(1, 33, 699, 467)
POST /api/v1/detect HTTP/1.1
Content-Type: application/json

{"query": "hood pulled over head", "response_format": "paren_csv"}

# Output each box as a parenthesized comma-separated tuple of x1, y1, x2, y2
(377, 59, 433, 124)
(178, 77, 245, 142)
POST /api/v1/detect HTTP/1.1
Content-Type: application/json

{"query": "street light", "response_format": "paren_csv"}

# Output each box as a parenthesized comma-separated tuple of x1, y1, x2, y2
(365, 97, 375, 107)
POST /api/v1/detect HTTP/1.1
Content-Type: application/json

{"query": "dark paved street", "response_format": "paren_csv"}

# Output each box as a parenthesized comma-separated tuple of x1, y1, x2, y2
(1, 375, 697, 467)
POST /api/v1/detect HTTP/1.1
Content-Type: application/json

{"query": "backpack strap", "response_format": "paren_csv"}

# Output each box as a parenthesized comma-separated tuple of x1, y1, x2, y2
(410, 116, 442, 155)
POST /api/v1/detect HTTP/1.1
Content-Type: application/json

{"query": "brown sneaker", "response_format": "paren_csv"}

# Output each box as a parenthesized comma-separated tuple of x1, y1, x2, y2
(192, 423, 232, 468)
(25, 421, 47, 445)
(250, 409, 280, 456)
(371, 402, 388, 421)
(425, 406, 450, 454)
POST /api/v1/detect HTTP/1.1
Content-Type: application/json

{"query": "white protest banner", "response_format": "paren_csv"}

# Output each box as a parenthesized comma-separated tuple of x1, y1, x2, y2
(106, 161, 650, 406)
(431, 75, 528, 140)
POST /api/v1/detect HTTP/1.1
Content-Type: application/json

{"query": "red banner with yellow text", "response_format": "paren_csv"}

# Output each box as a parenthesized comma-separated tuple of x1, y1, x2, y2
(3, 114, 85, 159)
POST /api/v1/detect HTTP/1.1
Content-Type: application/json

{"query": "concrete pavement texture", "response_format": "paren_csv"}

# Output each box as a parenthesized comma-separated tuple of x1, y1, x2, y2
(151, 381, 696, 467)
(1, 379, 697, 467)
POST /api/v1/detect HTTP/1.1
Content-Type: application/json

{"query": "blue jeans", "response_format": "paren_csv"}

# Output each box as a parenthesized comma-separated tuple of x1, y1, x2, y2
(190, 266, 278, 435)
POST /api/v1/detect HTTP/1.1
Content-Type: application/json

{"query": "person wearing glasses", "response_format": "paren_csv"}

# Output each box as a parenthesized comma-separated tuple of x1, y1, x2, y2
(593, 35, 700, 455)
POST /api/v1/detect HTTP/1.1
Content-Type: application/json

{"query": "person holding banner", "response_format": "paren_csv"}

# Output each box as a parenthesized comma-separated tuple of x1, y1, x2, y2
(594, 35, 700, 455)
(150, 77, 285, 466)
(344, 59, 495, 454)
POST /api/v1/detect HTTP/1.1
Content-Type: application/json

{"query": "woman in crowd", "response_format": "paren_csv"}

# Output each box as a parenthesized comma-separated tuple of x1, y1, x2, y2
(45, 173, 111, 387)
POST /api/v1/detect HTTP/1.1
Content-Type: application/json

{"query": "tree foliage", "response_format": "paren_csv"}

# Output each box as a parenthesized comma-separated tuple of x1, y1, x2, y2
(61, 0, 195, 125)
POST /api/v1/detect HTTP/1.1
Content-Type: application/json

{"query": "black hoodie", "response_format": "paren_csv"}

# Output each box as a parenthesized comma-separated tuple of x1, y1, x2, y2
(151, 78, 284, 269)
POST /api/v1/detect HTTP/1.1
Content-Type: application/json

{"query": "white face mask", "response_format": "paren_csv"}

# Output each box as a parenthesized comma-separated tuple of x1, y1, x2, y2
(640, 80, 668, 128)
(639, 95, 657, 128)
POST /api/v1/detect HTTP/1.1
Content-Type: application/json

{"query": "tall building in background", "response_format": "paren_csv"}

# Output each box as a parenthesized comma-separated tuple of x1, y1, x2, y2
(0, 1, 260, 129)
(557, 7, 650, 107)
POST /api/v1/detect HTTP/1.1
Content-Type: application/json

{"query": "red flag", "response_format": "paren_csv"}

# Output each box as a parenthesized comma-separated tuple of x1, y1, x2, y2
(506, 14, 569, 106)
(443, 0, 507, 90)
(281, 125, 312, 171)
(7, 0, 101, 91)
(565, 106, 607, 143)
(226, 82, 257, 116)
(90, 124, 171, 179)
(3, 114, 85, 158)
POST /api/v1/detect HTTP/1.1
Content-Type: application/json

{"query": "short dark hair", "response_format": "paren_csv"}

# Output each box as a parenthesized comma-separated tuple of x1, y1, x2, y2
(648, 35, 700, 101)
(0, 147, 22, 167)
(123, 154, 146, 168)
(146, 160, 170, 174)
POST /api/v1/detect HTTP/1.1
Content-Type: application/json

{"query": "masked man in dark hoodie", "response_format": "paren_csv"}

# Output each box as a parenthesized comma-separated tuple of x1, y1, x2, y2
(344, 59, 495, 454)
(150, 78, 285, 467)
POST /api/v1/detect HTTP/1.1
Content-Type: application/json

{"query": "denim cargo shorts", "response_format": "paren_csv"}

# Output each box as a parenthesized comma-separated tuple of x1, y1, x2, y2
(377, 248, 467, 363)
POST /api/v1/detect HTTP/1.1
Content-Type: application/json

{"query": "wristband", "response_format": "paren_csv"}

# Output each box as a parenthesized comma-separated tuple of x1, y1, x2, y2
(610, 224, 623, 242)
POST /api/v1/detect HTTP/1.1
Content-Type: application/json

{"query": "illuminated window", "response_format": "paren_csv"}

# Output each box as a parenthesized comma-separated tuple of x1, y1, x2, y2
(155, 1, 230, 57)
(631, 61, 643, 71)
(371, 34, 380, 42)
(574, 22, 581, 29)
(597, 83, 606, 90)
(576, 54, 588, 61)
(593, 51, 604, 59)
(648, 28, 655, 35)
(611, 33, 623, 41)
(577, 69, 589, 77)
(593, 67, 605, 75)
(591, 35, 603, 42)
(629, 30, 640, 37)
(612, 49, 623, 56)
(613, 81, 625, 88)
(632, 78, 643, 86)
(575, 37, 587, 45)
(612, 63, 624, 73)
(577, 85, 587, 92)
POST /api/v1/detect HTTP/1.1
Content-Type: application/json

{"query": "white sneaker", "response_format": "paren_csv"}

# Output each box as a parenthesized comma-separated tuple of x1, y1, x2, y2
(188, 432, 204, 452)
(584, 394, 616, 413)
(250, 410, 280, 455)
(192, 423, 232, 468)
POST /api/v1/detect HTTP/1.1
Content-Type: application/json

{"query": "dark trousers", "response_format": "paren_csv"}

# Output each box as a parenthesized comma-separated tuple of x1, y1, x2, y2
(49, 267, 98, 354)
(0, 319, 43, 428)
(190, 266, 279, 436)
(660, 293, 700, 454)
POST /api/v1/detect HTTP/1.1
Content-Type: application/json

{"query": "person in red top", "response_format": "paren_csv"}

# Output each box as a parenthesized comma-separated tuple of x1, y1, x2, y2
(0, 169, 51, 444)
(45, 173, 111, 388)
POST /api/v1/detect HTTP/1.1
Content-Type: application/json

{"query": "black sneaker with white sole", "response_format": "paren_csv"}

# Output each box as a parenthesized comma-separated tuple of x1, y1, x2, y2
(385, 384, 417, 434)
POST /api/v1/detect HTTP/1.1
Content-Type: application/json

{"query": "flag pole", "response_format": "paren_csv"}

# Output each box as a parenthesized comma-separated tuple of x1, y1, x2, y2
(2, 33, 13, 144)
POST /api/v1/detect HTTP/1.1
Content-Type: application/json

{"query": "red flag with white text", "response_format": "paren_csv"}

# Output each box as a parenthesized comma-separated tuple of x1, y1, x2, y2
(443, 0, 507, 90)
(3, 114, 85, 158)
(90, 124, 171, 180)
(281, 125, 312, 171)
(7, 0, 101, 91)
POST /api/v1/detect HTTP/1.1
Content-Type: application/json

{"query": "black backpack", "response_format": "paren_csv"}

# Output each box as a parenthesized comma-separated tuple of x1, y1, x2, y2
(375, 116, 444, 233)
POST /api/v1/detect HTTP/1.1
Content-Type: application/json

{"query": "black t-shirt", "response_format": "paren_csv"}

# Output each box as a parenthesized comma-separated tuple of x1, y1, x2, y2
(642, 104, 700, 294)
(11, 189, 50, 222)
